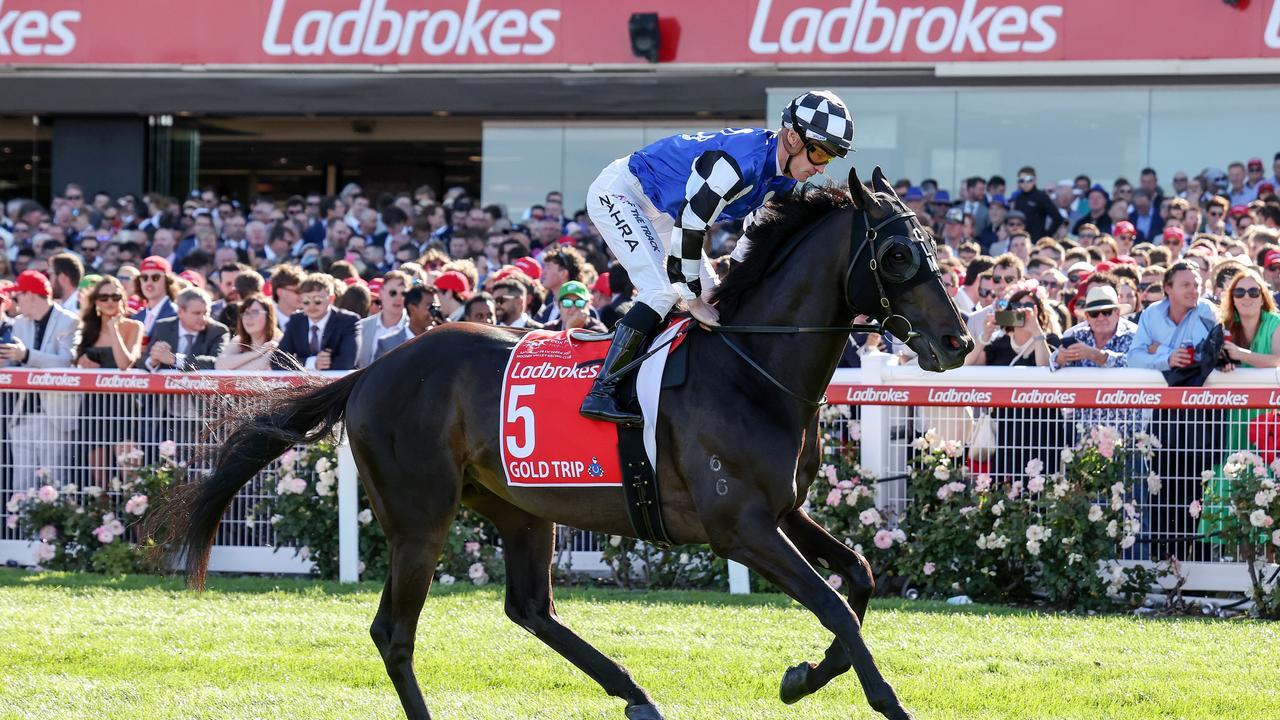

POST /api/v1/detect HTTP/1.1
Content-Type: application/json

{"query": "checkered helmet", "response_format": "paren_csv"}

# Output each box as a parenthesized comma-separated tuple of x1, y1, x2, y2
(781, 90, 854, 158)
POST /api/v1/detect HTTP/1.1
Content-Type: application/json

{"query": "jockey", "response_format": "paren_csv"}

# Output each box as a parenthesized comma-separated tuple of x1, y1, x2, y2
(580, 90, 855, 426)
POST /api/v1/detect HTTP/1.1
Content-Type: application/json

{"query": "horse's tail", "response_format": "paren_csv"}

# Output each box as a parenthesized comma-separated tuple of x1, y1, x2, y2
(157, 370, 364, 590)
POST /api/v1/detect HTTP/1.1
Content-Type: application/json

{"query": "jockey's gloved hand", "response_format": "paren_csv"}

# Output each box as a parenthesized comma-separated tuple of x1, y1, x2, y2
(688, 297, 720, 327)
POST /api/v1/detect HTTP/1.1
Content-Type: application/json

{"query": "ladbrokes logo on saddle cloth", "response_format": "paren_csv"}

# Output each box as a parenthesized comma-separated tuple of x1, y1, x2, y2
(499, 325, 686, 487)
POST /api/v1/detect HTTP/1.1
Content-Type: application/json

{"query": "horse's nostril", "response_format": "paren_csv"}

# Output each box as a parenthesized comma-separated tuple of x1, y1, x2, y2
(944, 334, 963, 350)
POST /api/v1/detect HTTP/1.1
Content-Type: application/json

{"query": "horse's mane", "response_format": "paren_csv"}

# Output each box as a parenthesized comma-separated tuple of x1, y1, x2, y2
(712, 184, 853, 316)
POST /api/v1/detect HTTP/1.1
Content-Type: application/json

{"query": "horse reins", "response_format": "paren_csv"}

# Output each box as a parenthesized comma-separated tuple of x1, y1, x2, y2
(709, 206, 927, 408)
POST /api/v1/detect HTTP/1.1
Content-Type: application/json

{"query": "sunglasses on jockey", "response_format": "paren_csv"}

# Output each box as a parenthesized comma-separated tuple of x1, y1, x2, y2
(804, 141, 840, 167)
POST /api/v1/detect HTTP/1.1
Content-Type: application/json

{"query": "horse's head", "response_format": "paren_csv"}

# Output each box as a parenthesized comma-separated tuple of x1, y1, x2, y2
(846, 165, 973, 372)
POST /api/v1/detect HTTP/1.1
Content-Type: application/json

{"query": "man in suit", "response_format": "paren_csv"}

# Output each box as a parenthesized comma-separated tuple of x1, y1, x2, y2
(274, 274, 360, 371)
(136, 286, 229, 372)
(0, 270, 81, 486)
(356, 270, 411, 368)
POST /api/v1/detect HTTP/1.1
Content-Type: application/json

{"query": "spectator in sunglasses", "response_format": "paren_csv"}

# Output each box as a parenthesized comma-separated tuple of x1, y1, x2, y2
(1011, 165, 1064, 240)
(1221, 268, 1280, 368)
(274, 274, 360, 371)
(356, 271, 412, 368)
(130, 255, 177, 341)
(544, 281, 605, 333)
(966, 253, 1023, 340)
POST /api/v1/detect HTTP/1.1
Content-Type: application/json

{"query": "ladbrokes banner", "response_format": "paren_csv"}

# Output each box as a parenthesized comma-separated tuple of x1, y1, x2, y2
(2, 0, 1279, 66)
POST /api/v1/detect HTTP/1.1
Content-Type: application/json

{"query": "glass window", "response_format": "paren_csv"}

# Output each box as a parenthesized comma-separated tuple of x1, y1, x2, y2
(560, 126, 647, 215)
(956, 89, 1148, 191)
(481, 125, 564, 217)
(1149, 87, 1280, 181)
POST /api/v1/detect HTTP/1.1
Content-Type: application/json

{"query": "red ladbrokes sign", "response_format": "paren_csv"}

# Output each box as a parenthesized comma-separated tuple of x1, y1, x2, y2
(1, 0, 1279, 66)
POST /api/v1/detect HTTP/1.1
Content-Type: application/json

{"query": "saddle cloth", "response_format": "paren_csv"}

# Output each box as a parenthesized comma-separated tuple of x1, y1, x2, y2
(499, 320, 690, 488)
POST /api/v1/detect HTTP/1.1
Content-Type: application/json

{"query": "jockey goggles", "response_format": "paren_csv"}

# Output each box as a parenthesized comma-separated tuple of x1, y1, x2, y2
(804, 141, 839, 166)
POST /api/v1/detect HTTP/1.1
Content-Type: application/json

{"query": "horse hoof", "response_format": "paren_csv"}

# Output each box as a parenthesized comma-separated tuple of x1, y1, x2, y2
(779, 661, 814, 705)
(625, 702, 664, 720)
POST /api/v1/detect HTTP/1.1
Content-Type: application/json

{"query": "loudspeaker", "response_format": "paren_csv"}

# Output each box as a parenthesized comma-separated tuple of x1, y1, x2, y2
(628, 13, 660, 64)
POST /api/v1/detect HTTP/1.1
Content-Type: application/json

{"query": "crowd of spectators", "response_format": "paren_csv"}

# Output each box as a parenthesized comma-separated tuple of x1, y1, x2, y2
(3, 157, 1280, 560)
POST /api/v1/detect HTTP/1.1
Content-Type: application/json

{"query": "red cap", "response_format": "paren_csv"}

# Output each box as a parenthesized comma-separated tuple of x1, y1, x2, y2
(2, 269, 51, 297)
(261, 279, 272, 297)
(1112, 255, 1138, 266)
(1230, 204, 1251, 218)
(432, 270, 472, 298)
(139, 256, 172, 274)
(592, 272, 611, 295)
(1248, 157, 1264, 169)
(513, 257, 541, 281)
(1258, 182, 1275, 196)
(367, 277, 384, 294)
(1112, 220, 1135, 237)
(177, 269, 205, 288)
(1094, 261, 1115, 274)
(1162, 226, 1186, 241)
(1264, 250, 1280, 269)
(557, 235, 577, 247)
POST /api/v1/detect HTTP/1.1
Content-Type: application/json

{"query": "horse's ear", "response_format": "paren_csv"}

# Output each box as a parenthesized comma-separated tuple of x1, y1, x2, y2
(871, 166, 895, 197)
(847, 165, 874, 210)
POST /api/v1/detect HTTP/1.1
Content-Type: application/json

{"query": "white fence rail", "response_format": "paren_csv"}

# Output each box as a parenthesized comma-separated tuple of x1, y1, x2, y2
(2, 363, 1276, 593)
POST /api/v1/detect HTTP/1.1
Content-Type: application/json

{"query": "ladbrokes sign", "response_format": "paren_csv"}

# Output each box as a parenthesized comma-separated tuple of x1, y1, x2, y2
(0, 0, 1278, 65)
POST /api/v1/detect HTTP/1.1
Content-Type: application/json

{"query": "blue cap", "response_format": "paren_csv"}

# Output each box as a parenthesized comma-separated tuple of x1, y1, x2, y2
(903, 186, 925, 202)
(1088, 183, 1110, 200)
(932, 190, 951, 203)
(989, 194, 1008, 207)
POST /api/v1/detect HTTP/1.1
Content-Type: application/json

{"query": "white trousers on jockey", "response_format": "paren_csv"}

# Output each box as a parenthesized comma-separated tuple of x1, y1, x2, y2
(587, 156, 717, 317)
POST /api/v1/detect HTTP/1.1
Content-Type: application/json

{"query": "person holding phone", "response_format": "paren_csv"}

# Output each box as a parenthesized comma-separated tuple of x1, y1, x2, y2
(965, 282, 1059, 367)
(74, 276, 144, 487)
(1050, 284, 1137, 371)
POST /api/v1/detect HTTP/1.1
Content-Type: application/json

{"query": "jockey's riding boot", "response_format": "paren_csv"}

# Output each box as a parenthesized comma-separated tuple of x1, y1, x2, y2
(580, 304, 661, 426)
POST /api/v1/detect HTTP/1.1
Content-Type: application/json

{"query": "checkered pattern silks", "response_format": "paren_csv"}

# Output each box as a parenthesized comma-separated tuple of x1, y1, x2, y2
(666, 150, 747, 299)
(784, 91, 853, 149)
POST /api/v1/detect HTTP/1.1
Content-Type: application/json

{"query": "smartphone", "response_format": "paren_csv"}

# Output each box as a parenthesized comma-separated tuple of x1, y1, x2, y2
(1060, 336, 1079, 348)
(994, 310, 1024, 327)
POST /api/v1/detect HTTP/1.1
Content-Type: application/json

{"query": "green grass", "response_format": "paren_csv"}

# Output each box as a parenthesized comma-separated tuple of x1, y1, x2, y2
(0, 570, 1275, 720)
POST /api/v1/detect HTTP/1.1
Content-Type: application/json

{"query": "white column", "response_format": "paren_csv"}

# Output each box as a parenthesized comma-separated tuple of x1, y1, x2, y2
(859, 352, 894, 506)
(336, 429, 359, 583)
(728, 560, 751, 594)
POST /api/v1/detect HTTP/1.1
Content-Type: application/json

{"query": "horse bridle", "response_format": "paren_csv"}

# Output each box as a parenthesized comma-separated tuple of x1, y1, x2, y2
(712, 203, 941, 408)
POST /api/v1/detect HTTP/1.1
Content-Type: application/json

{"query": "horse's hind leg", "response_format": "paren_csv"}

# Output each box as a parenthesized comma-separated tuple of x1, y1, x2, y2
(469, 495, 663, 720)
(363, 455, 462, 720)
(777, 509, 875, 704)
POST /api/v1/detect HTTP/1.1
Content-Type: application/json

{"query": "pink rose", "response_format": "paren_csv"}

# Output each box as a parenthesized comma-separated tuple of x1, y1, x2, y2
(873, 529, 894, 549)
(158, 440, 177, 459)
(92, 526, 116, 544)
(464, 541, 481, 556)
(124, 495, 149, 516)
(827, 574, 843, 591)
(4, 515, 17, 530)
(32, 542, 55, 563)
(37, 525, 57, 542)
(1027, 476, 1045, 494)
(36, 485, 58, 503)
(825, 488, 842, 507)
(923, 562, 936, 576)
(1188, 500, 1202, 519)
(824, 464, 839, 486)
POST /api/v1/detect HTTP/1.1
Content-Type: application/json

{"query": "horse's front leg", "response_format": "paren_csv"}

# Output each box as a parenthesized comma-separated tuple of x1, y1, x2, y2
(711, 503, 911, 720)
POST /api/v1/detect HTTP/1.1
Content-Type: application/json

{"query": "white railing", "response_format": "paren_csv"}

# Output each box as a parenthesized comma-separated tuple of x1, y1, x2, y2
(2, 363, 1276, 593)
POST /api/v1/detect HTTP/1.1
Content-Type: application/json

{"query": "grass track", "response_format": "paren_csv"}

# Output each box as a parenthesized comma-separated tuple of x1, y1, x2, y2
(0, 570, 1275, 720)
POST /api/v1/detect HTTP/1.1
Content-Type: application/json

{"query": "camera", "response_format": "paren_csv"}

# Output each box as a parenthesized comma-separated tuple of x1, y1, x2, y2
(994, 310, 1024, 327)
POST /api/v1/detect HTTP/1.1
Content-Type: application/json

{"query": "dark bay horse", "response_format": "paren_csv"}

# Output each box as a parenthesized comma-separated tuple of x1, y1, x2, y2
(164, 166, 972, 720)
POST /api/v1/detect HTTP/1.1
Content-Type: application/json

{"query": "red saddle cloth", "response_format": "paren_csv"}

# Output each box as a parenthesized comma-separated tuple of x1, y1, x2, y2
(500, 329, 623, 487)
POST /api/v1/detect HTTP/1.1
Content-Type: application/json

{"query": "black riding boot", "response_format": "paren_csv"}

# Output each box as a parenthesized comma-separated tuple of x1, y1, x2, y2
(580, 304, 661, 426)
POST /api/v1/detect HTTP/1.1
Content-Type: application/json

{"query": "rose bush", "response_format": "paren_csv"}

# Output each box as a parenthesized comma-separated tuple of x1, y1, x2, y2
(1198, 451, 1280, 618)
(5, 441, 182, 575)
